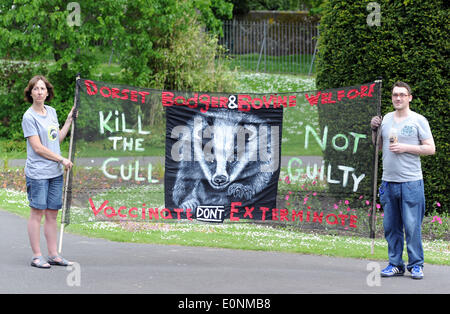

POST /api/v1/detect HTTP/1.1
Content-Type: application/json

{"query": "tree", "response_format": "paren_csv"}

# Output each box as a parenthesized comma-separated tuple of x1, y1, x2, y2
(0, 0, 124, 97)
(0, 0, 234, 140)
(0, 0, 125, 139)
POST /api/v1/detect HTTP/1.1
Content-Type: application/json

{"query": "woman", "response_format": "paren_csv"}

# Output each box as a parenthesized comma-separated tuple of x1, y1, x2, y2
(22, 75, 75, 268)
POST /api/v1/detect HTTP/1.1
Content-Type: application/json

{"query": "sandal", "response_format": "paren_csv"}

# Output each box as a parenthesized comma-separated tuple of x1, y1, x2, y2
(47, 255, 73, 266)
(31, 255, 51, 269)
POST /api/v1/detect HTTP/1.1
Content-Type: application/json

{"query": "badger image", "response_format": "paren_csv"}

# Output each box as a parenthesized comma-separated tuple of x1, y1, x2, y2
(167, 108, 281, 218)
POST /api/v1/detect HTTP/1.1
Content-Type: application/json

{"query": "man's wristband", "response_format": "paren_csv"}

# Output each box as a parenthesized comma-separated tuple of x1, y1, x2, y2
(58, 158, 64, 164)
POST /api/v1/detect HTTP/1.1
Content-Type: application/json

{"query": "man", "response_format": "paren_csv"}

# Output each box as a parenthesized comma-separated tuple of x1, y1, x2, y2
(371, 81, 435, 280)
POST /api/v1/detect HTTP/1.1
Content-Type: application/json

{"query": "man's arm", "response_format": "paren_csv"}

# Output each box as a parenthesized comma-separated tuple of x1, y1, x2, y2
(370, 116, 383, 149)
(389, 137, 436, 155)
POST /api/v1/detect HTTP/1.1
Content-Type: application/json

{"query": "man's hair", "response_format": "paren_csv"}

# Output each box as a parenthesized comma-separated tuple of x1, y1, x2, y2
(392, 81, 412, 95)
(24, 75, 54, 104)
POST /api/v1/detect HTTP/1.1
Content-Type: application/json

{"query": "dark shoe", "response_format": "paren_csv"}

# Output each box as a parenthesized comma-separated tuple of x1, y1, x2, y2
(31, 255, 51, 269)
(380, 264, 405, 277)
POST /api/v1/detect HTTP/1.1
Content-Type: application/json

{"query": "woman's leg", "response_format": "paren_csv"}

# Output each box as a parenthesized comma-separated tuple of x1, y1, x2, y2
(28, 208, 50, 267)
(44, 209, 59, 257)
(44, 209, 72, 265)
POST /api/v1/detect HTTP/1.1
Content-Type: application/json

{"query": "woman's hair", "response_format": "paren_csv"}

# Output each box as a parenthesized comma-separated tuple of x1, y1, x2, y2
(24, 75, 54, 104)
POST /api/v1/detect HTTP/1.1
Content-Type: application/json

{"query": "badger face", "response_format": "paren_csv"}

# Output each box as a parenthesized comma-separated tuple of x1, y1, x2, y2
(193, 113, 258, 191)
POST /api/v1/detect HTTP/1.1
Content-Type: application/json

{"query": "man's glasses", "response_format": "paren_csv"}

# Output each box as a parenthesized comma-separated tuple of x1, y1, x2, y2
(392, 93, 409, 98)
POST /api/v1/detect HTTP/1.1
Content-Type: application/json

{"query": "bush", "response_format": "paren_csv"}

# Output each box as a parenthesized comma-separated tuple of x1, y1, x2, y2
(316, 0, 448, 214)
(148, 15, 237, 92)
(115, 0, 234, 92)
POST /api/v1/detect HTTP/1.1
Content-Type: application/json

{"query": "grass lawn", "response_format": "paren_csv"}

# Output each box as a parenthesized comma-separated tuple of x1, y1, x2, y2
(224, 53, 316, 75)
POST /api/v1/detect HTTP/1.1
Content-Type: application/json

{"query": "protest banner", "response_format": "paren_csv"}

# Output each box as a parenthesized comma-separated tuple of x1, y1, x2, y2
(61, 78, 381, 241)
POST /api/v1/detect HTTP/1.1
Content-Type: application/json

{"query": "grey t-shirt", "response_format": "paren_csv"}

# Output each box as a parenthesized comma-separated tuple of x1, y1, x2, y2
(380, 111, 432, 182)
(22, 105, 63, 179)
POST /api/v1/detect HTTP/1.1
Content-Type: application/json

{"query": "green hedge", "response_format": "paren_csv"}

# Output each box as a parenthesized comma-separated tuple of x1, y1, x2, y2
(316, 0, 449, 214)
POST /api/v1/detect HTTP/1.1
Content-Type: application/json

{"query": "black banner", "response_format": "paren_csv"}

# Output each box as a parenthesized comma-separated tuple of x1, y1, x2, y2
(164, 94, 283, 222)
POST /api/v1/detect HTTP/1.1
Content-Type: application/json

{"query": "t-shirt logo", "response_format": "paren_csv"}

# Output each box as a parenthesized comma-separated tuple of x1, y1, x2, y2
(401, 125, 414, 137)
(48, 125, 58, 141)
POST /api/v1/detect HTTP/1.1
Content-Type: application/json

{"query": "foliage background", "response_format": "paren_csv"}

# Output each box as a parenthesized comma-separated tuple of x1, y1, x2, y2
(0, 0, 234, 141)
(315, 0, 449, 214)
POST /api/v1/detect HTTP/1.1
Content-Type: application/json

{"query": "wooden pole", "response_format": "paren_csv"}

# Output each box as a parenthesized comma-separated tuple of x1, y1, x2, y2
(371, 78, 382, 254)
(58, 74, 80, 254)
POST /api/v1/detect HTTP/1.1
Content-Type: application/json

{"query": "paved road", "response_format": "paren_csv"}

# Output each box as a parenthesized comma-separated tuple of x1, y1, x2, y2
(0, 208, 449, 295)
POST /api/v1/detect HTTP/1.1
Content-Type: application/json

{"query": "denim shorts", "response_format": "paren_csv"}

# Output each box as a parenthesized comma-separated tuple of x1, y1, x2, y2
(26, 175, 63, 210)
